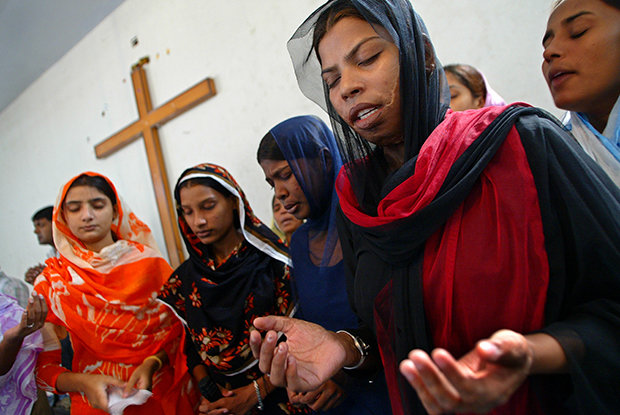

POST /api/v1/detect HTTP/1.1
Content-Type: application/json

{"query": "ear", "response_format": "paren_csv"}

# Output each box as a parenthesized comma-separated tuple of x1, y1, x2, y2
(113, 205, 119, 221)
(321, 148, 333, 170)
(474, 95, 485, 109)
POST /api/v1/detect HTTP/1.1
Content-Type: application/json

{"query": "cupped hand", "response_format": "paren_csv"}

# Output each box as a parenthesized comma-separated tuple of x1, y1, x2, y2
(289, 379, 345, 411)
(250, 316, 347, 393)
(198, 383, 256, 415)
(399, 329, 533, 414)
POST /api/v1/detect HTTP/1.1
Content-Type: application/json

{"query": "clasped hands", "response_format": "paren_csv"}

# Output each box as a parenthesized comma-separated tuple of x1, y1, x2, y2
(250, 316, 533, 415)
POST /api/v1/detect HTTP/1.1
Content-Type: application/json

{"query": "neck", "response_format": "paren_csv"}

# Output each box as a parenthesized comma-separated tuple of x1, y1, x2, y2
(583, 92, 619, 134)
(211, 230, 244, 263)
(383, 141, 405, 171)
(585, 111, 610, 134)
(84, 233, 115, 253)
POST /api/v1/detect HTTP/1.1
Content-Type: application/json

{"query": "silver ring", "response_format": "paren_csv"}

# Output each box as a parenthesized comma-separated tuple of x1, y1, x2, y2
(26, 322, 35, 328)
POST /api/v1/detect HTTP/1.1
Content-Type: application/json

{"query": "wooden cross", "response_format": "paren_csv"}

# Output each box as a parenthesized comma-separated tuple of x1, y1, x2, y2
(95, 57, 216, 267)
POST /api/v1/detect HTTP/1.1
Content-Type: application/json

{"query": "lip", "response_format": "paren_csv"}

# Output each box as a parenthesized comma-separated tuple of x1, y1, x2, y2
(349, 103, 381, 129)
(81, 225, 97, 232)
(547, 68, 575, 89)
(284, 202, 298, 214)
(279, 218, 293, 227)
(195, 230, 212, 239)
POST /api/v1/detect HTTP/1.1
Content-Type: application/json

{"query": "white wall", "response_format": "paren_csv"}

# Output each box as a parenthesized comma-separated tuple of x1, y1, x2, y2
(0, 0, 558, 277)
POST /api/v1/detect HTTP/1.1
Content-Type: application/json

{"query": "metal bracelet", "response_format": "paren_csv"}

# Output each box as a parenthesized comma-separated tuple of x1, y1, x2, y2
(253, 379, 264, 411)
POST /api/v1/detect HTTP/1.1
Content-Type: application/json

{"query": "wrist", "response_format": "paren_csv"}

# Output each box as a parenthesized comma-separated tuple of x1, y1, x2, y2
(334, 331, 365, 369)
(260, 375, 272, 397)
(142, 355, 163, 373)
(3, 326, 25, 344)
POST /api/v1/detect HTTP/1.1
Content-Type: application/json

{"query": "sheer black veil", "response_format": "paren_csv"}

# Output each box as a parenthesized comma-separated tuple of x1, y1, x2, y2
(287, 0, 450, 214)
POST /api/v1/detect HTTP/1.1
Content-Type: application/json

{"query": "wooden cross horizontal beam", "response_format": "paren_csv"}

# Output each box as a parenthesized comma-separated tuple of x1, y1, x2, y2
(95, 57, 217, 267)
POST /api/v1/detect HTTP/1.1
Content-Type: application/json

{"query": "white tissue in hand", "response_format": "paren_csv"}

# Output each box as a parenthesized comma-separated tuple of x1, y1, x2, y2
(107, 385, 152, 415)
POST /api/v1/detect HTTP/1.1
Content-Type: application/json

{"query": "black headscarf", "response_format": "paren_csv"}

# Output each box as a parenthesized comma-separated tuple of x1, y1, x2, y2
(288, 0, 449, 214)
(160, 163, 294, 380)
(288, 1, 620, 414)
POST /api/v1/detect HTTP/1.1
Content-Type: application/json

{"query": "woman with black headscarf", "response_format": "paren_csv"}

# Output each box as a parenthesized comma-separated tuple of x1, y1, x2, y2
(250, 1, 620, 414)
(159, 163, 304, 415)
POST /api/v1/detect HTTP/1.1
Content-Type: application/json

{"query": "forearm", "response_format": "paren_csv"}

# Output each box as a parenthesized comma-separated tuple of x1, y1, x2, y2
(0, 329, 25, 375)
(192, 363, 208, 382)
(56, 371, 92, 394)
(526, 332, 568, 374)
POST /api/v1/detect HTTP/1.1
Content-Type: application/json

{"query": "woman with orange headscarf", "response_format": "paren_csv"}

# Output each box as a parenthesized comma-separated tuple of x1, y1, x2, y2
(34, 172, 198, 414)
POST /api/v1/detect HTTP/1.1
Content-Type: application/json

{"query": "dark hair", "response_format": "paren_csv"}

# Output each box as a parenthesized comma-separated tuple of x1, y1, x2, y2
(32, 206, 53, 222)
(176, 177, 233, 199)
(312, 2, 369, 64)
(176, 177, 240, 230)
(602, 0, 620, 9)
(443, 64, 486, 101)
(553, 0, 619, 10)
(257, 132, 285, 163)
(64, 174, 117, 207)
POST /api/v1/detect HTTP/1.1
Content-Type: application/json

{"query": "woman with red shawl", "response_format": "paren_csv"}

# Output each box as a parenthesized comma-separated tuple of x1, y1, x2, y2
(250, 1, 620, 414)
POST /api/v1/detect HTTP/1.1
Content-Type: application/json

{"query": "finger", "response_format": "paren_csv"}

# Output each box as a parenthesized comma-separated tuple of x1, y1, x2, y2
(106, 375, 127, 388)
(207, 409, 229, 415)
(285, 353, 313, 393)
(257, 331, 279, 375)
(480, 335, 529, 368)
(430, 348, 475, 399)
(402, 350, 457, 414)
(198, 397, 211, 413)
(309, 390, 330, 411)
(253, 316, 294, 333)
(288, 392, 303, 404)
(400, 360, 443, 415)
(124, 373, 138, 396)
(319, 389, 342, 411)
(249, 330, 262, 360)
(38, 295, 48, 322)
(30, 295, 45, 325)
(297, 389, 321, 405)
(268, 341, 289, 388)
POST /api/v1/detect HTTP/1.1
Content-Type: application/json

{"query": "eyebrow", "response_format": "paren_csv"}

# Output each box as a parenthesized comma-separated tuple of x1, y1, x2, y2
(542, 11, 593, 45)
(180, 196, 217, 209)
(65, 197, 107, 205)
(320, 36, 382, 75)
(267, 164, 290, 179)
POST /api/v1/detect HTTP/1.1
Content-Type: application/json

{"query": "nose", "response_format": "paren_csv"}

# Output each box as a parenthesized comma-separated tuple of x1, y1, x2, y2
(542, 37, 561, 63)
(339, 68, 362, 101)
(274, 181, 288, 202)
(191, 214, 207, 228)
(81, 206, 94, 222)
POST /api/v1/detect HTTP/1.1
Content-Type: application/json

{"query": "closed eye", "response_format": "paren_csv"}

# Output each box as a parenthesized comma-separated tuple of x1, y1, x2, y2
(359, 53, 380, 66)
(325, 75, 340, 90)
(570, 29, 587, 39)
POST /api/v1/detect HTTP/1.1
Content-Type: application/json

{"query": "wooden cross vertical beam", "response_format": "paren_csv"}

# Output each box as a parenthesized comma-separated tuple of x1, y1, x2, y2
(95, 57, 217, 267)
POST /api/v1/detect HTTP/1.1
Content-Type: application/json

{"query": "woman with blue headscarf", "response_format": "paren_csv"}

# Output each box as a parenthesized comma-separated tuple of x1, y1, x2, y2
(258, 115, 391, 414)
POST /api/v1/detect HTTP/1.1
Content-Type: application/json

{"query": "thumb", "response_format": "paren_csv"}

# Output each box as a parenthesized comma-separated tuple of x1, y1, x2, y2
(253, 316, 294, 333)
(221, 388, 234, 397)
(479, 330, 529, 367)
